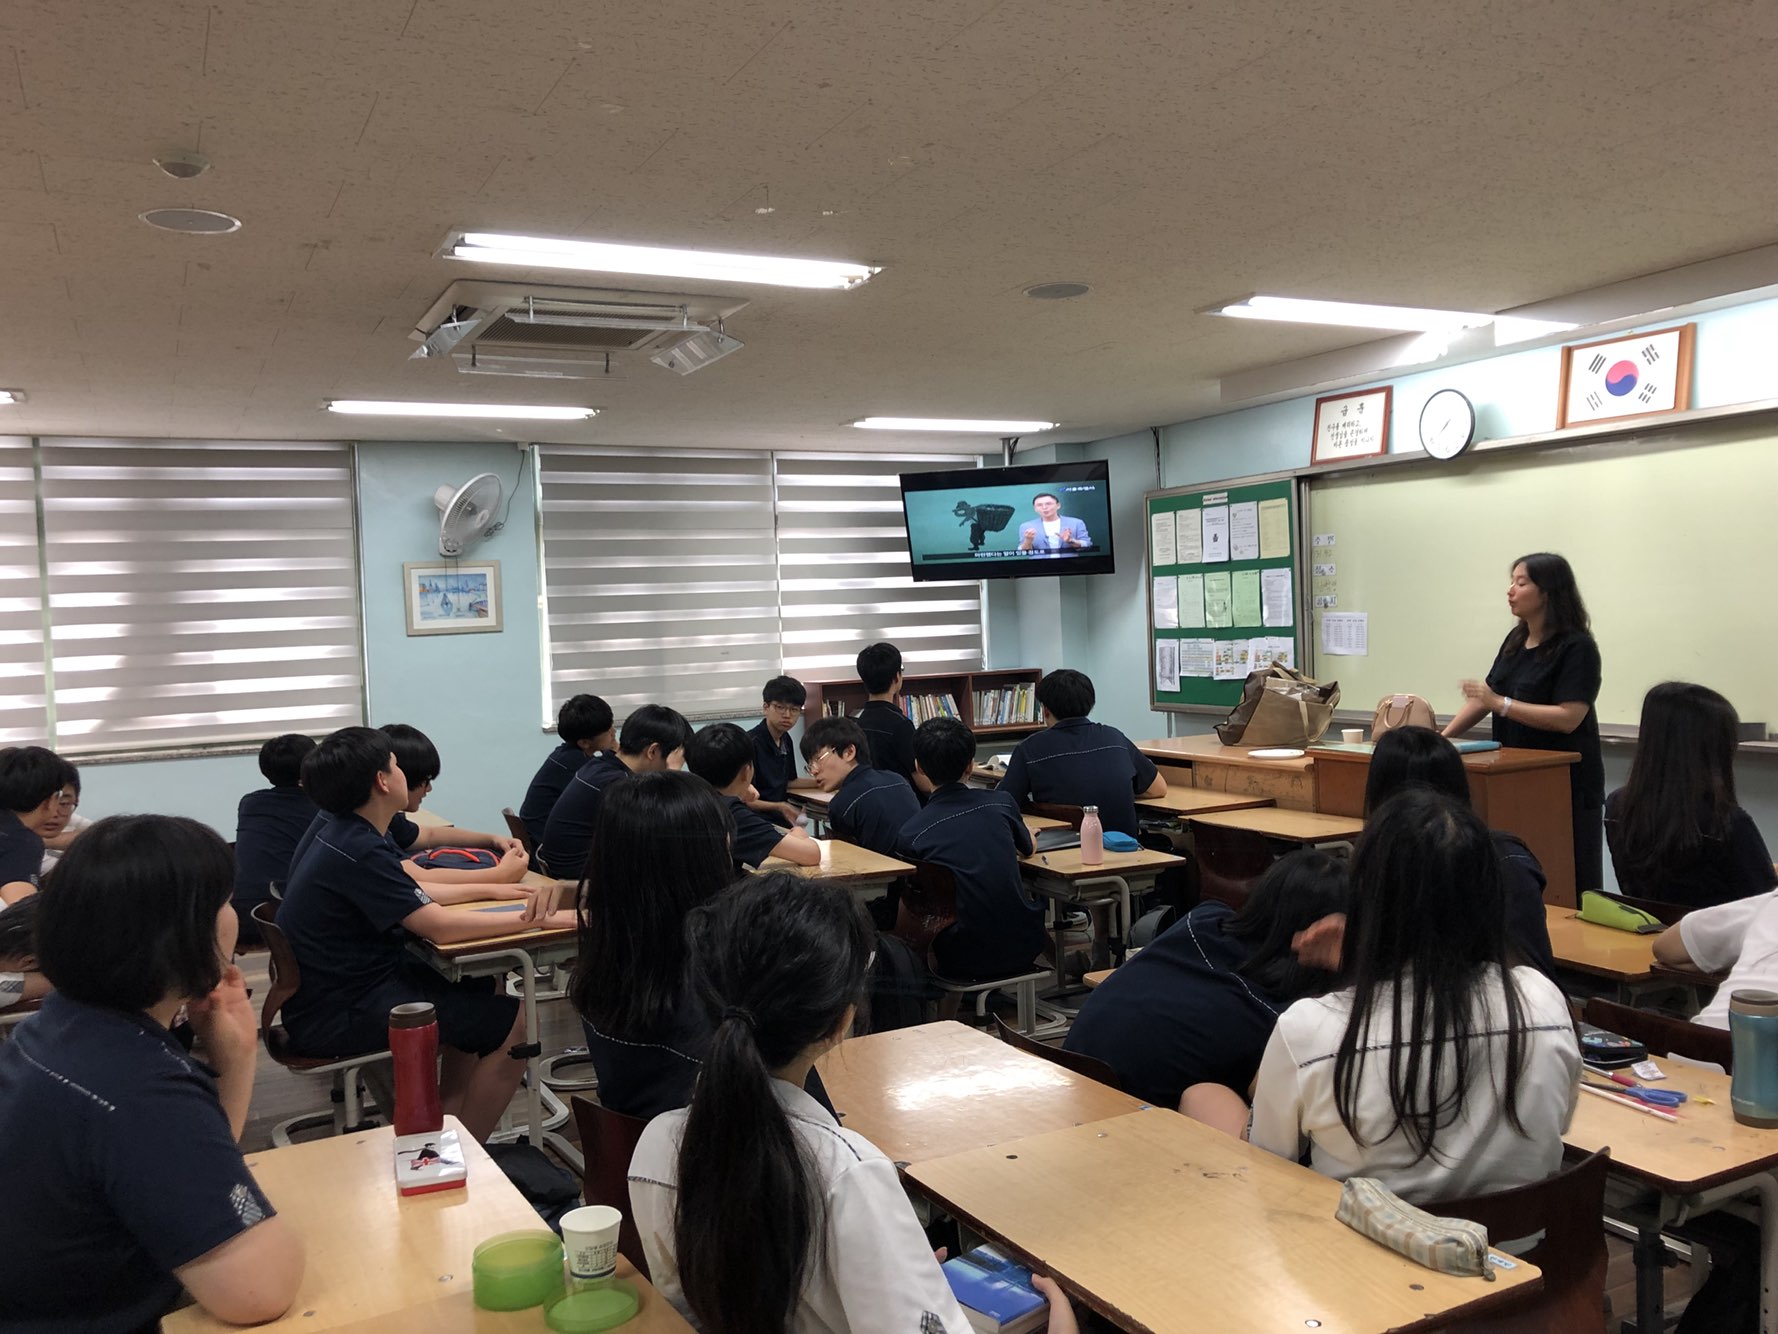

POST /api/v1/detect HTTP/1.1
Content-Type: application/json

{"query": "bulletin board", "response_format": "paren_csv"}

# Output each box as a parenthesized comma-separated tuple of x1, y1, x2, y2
(1146, 476, 1302, 711)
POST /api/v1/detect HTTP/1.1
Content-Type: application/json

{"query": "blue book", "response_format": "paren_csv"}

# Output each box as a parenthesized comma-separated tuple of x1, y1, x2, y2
(941, 1244, 1047, 1334)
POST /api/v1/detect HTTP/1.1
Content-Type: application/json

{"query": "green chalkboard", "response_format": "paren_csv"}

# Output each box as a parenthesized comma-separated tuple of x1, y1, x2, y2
(1147, 477, 1302, 710)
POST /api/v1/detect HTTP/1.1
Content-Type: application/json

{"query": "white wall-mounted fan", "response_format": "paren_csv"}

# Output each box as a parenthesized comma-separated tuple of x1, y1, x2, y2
(433, 473, 504, 557)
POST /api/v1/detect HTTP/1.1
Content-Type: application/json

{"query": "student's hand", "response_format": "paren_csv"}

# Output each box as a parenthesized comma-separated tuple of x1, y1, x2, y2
(485, 882, 532, 902)
(495, 845, 530, 882)
(494, 835, 525, 856)
(188, 965, 259, 1074)
(1292, 913, 1346, 971)
(520, 879, 573, 925)
(776, 802, 802, 827)
(1031, 1275, 1079, 1334)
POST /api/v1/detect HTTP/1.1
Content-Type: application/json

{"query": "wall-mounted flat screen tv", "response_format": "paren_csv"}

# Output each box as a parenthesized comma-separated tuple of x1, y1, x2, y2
(900, 461, 1114, 582)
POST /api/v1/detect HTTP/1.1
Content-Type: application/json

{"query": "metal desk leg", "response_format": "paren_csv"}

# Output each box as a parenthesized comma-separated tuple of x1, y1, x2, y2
(1632, 1222, 1669, 1334)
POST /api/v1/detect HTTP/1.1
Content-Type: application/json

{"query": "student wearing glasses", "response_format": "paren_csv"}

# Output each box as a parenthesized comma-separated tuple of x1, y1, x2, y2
(36, 769, 86, 873)
(0, 746, 79, 905)
(746, 676, 807, 827)
(799, 716, 919, 859)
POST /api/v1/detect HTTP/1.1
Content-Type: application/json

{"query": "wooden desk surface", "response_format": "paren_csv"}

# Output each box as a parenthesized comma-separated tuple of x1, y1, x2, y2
(907, 1110, 1539, 1334)
(1187, 807, 1366, 844)
(423, 895, 578, 960)
(814, 1021, 1148, 1166)
(1565, 1063, 1778, 1194)
(1544, 905, 1658, 983)
(410, 806, 451, 828)
(762, 838, 913, 884)
(1023, 812, 1069, 832)
(1020, 844, 1185, 881)
(1083, 969, 1114, 989)
(165, 1120, 690, 1333)
(1134, 788, 1275, 817)
(1134, 735, 1317, 771)
(1308, 745, 1580, 776)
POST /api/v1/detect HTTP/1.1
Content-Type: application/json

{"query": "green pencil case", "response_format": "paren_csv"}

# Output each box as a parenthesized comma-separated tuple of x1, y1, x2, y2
(1575, 890, 1665, 934)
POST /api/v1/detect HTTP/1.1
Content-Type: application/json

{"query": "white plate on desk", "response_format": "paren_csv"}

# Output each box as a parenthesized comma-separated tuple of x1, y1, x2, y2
(1247, 747, 1306, 759)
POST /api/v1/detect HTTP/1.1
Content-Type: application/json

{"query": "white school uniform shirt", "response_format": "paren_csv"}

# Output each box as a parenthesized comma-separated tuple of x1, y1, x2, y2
(1249, 965, 1581, 1202)
(629, 1077, 974, 1334)
(1680, 889, 1778, 1029)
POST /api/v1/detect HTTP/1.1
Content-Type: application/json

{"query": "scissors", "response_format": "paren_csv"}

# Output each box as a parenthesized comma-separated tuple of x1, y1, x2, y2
(1583, 1074, 1687, 1108)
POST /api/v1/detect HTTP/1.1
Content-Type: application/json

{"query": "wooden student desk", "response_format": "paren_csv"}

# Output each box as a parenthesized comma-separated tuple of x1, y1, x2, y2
(1187, 806, 1366, 845)
(813, 1021, 1147, 1167)
(1133, 787, 1274, 818)
(907, 1110, 1541, 1334)
(1543, 904, 1660, 988)
(1312, 745, 1581, 906)
(1135, 735, 1318, 810)
(1021, 844, 1186, 968)
(761, 838, 913, 900)
(164, 1119, 691, 1333)
(1565, 1062, 1778, 1334)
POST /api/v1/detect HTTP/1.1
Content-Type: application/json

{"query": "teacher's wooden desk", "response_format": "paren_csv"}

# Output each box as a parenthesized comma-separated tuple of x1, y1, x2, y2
(164, 1119, 691, 1333)
(1312, 745, 1581, 906)
(814, 1020, 1147, 1167)
(907, 1110, 1541, 1334)
(1135, 735, 1318, 810)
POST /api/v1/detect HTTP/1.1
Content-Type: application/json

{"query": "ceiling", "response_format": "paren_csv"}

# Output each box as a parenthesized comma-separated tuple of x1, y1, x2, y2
(0, 0, 1773, 453)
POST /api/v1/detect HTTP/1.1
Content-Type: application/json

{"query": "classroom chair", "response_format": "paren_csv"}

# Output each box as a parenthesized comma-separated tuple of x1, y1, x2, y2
(1582, 996, 1732, 1072)
(932, 964, 1057, 1037)
(569, 1095, 650, 1280)
(990, 1014, 1126, 1092)
(251, 903, 395, 1145)
(1435, 1147, 1613, 1334)
(1025, 800, 1085, 829)
(893, 862, 960, 957)
(1189, 822, 1278, 910)
(501, 806, 535, 859)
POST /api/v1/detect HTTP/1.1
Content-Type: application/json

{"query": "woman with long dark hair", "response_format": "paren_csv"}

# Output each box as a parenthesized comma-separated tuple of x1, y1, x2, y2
(1607, 682, 1776, 909)
(628, 872, 1076, 1334)
(1243, 790, 1578, 1200)
(1065, 849, 1348, 1110)
(1443, 551, 1605, 894)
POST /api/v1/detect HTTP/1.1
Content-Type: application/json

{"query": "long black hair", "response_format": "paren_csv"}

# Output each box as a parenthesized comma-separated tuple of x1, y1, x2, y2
(1228, 848, 1349, 1000)
(567, 771, 735, 1037)
(1363, 725, 1468, 814)
(1502, 551, 1590, 655)
(1334, 789, 1531, 1162)
(673, 872, 876, 1334)
(1614, 682, 1743, 880)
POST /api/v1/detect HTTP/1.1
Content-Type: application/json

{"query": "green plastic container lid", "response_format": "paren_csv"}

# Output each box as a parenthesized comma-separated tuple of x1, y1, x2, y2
(545, 1279, 640, 1332)
(472, 1230, 564, 1311)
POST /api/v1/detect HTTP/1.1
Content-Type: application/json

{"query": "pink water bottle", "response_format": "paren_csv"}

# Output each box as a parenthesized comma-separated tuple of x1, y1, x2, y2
(389, 1002, 443, 1136)
(1080, 805, 1104, 866)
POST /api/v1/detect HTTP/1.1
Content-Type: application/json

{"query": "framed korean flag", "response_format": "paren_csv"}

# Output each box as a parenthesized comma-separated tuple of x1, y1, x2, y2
(1557, 323, 1695, 428)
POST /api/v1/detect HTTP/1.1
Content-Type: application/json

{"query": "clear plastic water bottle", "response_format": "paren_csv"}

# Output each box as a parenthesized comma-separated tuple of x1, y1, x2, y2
(1080, 805, 1104, 866)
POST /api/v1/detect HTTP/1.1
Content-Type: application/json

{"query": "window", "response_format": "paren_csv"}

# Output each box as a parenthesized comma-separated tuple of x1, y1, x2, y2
(538, 447, 982, 719)
(4, 439, 366, 755)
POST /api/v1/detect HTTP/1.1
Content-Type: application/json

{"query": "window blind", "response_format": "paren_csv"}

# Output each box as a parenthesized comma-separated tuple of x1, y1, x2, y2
(0, 439, 48, 745)
(36, 440, 365, 754)
(539, 448, 781, 719)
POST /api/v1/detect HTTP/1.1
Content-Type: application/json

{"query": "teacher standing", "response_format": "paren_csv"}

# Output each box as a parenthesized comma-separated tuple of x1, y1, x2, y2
(1442, 552, 1604, 894)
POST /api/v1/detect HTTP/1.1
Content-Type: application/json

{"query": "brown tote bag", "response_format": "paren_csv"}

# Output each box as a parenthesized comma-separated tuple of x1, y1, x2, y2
(1215, 664, 1340, 748)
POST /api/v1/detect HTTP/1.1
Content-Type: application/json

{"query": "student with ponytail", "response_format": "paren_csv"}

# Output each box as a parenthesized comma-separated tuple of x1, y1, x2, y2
(628, 871, 1076, 1334)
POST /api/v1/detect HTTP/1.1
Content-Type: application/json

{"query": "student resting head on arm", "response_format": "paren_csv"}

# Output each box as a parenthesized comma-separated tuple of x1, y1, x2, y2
(0, 745, 79, 904)
(0, 814, 305, 1330)
(1186, 788, 1580, 1203)
(686, 721, 820, 870)
(628, 871, 1077, 1334)
(0, 893, 49, 1013)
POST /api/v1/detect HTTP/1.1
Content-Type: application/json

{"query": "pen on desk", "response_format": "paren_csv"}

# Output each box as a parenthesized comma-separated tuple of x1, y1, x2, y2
(1578, 1081, 1680, 1123)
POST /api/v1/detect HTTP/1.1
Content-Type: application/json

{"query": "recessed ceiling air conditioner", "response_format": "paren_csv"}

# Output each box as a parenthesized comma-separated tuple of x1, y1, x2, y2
(408, 280, 749, 379)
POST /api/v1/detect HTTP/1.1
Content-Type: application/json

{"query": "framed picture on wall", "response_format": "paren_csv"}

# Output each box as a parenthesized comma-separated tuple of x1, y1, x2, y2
(1311, 387, 1392, 465)
(1557, 323, 1695, 428)
(403, 561, 502, 636)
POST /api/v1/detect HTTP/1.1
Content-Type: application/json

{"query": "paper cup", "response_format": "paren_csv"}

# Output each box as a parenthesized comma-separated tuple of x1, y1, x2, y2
(1341, 728, 1364, 744)
(560, 1205, 622, 1285)
(817, 839, 832, 868)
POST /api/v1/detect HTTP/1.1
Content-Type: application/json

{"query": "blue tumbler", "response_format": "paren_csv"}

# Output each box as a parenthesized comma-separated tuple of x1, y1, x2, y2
(1728, 990, 1778, 1128)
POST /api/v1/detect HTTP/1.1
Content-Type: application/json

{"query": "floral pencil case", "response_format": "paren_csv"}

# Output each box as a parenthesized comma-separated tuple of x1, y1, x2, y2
(1335, 1176, 1494, 1280)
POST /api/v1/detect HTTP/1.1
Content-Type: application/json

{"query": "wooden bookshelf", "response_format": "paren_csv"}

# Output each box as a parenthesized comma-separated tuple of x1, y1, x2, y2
(802, 667, 1045, 739)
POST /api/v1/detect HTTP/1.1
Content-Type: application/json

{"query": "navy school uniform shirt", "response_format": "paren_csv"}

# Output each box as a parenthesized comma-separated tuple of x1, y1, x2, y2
(856, 699, 918, 788)
(518, 741, 586, 850)
(233, 785, 318, 905)
(998, 716, 1159, 837)
(1486, 629, 1604, 804)
(0, 993, 277, 1333)
(277, 810, 434, 1053)
(0, 807, 44, 893)
(828, 763, 920, 858)
(289, 806, 420, 872)
(748, 720, 798, 804)
(725, 794, 791, 871)
(1064, 900, 1283, 1108)
(1604, 791, 1778, 910)
(538, 750, 633, 881)
(1494, 831, 1557, 979)
(899, 783, 1044, 978)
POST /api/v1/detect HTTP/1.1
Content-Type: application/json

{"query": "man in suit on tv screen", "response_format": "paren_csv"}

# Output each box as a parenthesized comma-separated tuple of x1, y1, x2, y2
(1017, 492, 1090, 553)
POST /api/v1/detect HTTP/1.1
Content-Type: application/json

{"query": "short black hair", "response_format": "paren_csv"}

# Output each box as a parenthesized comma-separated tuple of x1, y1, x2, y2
(800, 715, 868, 764)
(302, 726, 397, 814)
(0, 893, 39, 964)
(618, 704, 693, 760)
(35, 814, 233, 1010)
(558, 694, 615, 747)
(0, 746, 77, 814)
(1036, 668, 1095, 720)
(686, 722, 753, 789)
(258, 733, 317, 787)
(1032, 492, 1060, 505)
(913, 717, 975, 786)
(377, 722, 441, 787)
(856, 642, 902, 694)
(762, 676, 807, 708)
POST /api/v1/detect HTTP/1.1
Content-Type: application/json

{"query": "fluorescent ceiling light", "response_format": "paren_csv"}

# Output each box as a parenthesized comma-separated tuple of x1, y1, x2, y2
(449, 232, 880, 290)
(326, 399, 598, 421)
(0, 389, 23, 405)
(1211, 295, 1494, 333)
(851, 417, 1058, 433)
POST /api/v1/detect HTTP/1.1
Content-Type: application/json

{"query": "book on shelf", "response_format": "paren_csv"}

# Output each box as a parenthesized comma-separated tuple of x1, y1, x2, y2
(972, 683, 1038, 728)
(823, 699, 849, 717)
(901, 692, 961, 725)
(941, 1244, 1048, 1334)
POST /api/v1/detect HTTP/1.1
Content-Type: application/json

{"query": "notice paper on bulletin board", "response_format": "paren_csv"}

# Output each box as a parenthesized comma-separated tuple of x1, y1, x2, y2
(1147, 477, 1302, 711)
